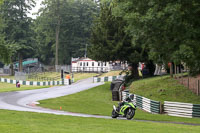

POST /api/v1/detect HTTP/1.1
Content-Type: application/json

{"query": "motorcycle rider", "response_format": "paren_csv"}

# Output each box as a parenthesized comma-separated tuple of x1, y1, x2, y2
(117, 94, 134, 111)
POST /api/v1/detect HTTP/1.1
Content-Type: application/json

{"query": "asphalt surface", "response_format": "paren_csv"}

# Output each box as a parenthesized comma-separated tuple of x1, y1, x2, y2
(0, 78, 199, 126)
(0, 78, 107, 118)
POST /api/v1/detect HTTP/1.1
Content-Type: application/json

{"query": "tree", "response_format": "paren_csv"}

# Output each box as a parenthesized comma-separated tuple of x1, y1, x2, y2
(89, 1, 148, 78)
(113, 0, 200, 76)
(34, 0, 98, 65)
(0, 0, 10, 64)
(0, 0, 36, 71)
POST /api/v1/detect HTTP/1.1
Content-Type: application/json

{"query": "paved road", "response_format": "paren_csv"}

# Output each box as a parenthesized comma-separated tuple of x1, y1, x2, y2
(0, 78, 199, 126)
(0, 78, 109, 118)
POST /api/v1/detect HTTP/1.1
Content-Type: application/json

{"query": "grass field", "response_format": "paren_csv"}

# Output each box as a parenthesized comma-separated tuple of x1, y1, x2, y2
(0, 70, 124, 83)
(1, 72, 97, 82)
(1, 72, 61, 81)
(39, 83, 200, 125)
(0, 82, 50, 92)
(0, 110, 200, 133)
(130, 75, 200, 104)
(73, 73, 97, 82)
(1, 76, 200, 132)
(100, 70, 122, 77)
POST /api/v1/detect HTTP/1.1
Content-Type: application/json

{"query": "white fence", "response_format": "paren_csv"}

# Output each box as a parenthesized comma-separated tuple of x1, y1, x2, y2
(164, 101, 200, 118)
(122, 91, 161, 114)
(93, 75, 124, 83)
(0, 77, 70, 86)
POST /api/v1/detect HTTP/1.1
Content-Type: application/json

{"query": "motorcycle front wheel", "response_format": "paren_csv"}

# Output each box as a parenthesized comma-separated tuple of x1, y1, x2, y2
(126, 108, 135, 120)
(111, 109, 118, 118)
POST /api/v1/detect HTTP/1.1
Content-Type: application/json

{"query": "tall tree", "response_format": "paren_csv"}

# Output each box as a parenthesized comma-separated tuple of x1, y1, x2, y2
(0, 0, 10, 64)
(113, 0, 200, 76)
(0, 0, 35, 71)
(89, 1, 149, 78)
(34, 0, 98, 65)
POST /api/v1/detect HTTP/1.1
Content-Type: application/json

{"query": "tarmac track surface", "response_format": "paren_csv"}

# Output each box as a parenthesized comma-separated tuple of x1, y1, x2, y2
(0, 78, 199, 126)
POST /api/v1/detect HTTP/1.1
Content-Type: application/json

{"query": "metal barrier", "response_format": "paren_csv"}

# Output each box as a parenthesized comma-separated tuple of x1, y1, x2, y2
(0, 77, 67, 86)
(122, 91, 161, 114)
(164, 101, 200, 118)
(93, 75, 124, 83)
(72, 67, 109, 73)
(122, 91, 200, 118)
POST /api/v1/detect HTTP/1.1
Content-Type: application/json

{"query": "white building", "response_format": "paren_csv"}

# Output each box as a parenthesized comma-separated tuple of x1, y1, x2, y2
(71, 57, 110, 73)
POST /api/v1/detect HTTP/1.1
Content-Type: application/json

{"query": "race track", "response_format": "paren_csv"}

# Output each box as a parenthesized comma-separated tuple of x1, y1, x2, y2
(0, 78, 199, 126)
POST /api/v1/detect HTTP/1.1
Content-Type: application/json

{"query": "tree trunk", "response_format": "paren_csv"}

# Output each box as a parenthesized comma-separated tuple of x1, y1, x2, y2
(55, 20, 60, 67)
(55, 0, 60, 72)
(174, 64, 177, 78)
(146, 60, 155, 76)
(170, 62, 173, 78)
(18, 53, 23, 72)
(10, 63, 14, 76)
(130, 63, 139, 79)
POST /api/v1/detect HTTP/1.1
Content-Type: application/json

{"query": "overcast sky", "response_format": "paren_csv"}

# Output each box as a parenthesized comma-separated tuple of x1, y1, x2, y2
(28, 0, 43, 19)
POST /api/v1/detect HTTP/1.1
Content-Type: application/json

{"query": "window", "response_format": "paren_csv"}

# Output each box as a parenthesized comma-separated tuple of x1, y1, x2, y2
(92, 62, 94, 66)
(98, 62, 100, 66)
(87, 62, 88, 66)
(105, 62, 107, 66)
(80, 62, 82, 66)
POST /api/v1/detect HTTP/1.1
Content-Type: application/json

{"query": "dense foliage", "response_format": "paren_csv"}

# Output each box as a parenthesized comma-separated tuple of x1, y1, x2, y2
(0, 0, 10, 64)
(34, 0, 99, 65)
(0, 0, 200, 76)
(0, 0, 35, 71)
(89, 0, 200, 76)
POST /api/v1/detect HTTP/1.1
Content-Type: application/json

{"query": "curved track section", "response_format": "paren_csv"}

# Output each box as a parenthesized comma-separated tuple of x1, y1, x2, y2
(0, 78, 109, 118)
(0, 78, 199, 126)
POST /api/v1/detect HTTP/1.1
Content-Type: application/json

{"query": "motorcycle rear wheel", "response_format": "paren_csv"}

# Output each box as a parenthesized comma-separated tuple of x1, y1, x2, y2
(126, 108, 135, 120)
(111, 109, 118, 118)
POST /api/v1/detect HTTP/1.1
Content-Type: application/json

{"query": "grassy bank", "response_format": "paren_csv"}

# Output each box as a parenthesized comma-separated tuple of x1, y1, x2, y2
(0, 110, 200, 133)
(73, 73, 97, 82)
(0, 70, 122, 82)
(1, 72, 61, 81)
(1, 72, 97, 82)
(40, 83, 115, 116)
(0, 82, 49, 92)
(100, 70, 121, 77)
(130, 75, 200, 104)
(39, 83, 200, 124)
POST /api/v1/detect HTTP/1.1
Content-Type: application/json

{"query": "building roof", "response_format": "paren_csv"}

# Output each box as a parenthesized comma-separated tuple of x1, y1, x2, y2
(71, 57, 95, 63)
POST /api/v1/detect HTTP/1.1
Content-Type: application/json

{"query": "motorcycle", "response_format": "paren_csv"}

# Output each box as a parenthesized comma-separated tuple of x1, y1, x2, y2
(111, 94, 136, 120)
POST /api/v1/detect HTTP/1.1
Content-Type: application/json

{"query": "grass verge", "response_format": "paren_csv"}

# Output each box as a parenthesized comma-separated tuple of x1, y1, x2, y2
(0, 110, 200, 133)
(100, 70, 122, 77)
(1, 72, 61, 81)
(39, 83, 200, 124)
(130, 75, 200, 104)
(73, 73, 97, 82)
(0, 82, 50, 92)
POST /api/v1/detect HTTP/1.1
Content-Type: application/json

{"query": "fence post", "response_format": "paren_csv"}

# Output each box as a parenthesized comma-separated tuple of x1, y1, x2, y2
(188, 77, 189, 89)
(198, 80, 199, 96)
(160, 103, 163, 114)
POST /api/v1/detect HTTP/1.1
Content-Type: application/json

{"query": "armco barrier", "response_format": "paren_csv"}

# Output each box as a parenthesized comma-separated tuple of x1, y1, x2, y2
(164, 101, 200, 118)
(93, 75, 124, 83)
(122, 91, 161, 114)
(0, 77, 67, 86)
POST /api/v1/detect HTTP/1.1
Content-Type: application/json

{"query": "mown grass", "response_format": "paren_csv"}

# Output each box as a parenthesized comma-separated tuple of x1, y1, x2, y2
(0, 110, 200, 133)
(0, 82, 50, 92)
(39, 83, 200, 124)
(1, 72, 97, 82)
(130, 75, 200, 104)
(0, 70, 125, 82)
(1, 72, 61, 81)
(100, 70, 122, 77)
(73, 73, 97, 82)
